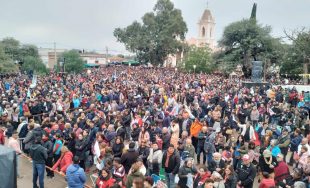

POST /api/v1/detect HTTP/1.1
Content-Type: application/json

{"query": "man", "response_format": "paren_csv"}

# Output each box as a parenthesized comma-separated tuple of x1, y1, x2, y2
(8, 131, 22, 178)
(112, 157, 125, 183)
(42, 133, 54, 178)
(197, 126, 208, 164)
(162, 144, 181, 188)
(161, 127, 171, 151)
(208, 152, 225, 174)
(289, 128, 303, 165)
(204, 178, 214, 188)
(138, 139, 150, 167)
(147, 142, 163, 176)
(121, 142, 139, 174)
(236, 154, 256, 188)
(297, 138, 310, 155)
(277, 128, 290, 161)
(274, 153, 290, 185)
(30, 137, 48, 188)
(66, 156, 86, 188)
(183, 138, 196, 160)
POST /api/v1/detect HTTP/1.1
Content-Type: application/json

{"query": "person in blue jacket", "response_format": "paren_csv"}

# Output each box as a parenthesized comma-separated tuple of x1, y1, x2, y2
(66, 156, 86, 188)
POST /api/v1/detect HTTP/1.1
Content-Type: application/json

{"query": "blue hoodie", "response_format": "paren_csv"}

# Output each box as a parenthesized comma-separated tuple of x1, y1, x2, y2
(66, 164, 86, 188)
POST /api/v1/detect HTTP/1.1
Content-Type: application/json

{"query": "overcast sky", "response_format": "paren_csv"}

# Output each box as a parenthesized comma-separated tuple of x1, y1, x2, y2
(0, 0, 309, 54)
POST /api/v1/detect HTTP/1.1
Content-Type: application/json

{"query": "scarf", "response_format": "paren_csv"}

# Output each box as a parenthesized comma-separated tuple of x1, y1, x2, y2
(165, 150, 174, 168)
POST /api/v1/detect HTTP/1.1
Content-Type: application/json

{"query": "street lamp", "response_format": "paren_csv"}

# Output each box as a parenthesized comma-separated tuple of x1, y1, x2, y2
(193, 65, 196, 74)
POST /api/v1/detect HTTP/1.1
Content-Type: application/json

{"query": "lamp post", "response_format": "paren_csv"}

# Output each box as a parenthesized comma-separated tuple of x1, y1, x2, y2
(193, 65, 196, 74)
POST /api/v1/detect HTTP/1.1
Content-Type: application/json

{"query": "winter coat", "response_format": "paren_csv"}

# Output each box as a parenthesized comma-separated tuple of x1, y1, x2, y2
(235, 163, 256, 188)
(66, 164, 86, 188)
(30, 144, 48, 164)
(162, 132, 171, 151)
(131, 128, 140, 141)
(52, 151, 73, 173)
(121, 148, 139, 174)
(259, 178, 275, 188)
(96, 176, 116, 188)
(112, 143, 124, 158)
(274, 161, 290, 184)
(162, 150, 181, 174)
(258, 156, 278, 174)
(184, 145, 196, 159)
(75, 139, 87, 160)
(125, 171, 143, 188)
(197, 131, 207, 148)
(178, 165, 197, 188)
(224, 173, 238, 188)
(208, 159, 226, 173)
(42, 140, 54, 158)
(290, 134, 303, 152)
(23, 130, 34, 150)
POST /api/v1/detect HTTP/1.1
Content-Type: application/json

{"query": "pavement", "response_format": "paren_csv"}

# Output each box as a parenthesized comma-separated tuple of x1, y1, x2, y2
(17, 155, 94, 188)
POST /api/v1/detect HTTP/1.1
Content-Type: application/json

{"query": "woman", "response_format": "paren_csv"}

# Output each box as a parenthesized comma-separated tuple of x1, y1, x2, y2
(53, 133, 63, 164)
(258, 149, 278, 181)
(112, 136, 124, 158)
(232, 135, 245, 170)
(193, 165, 211, 188)
(126, 163, 144, 188)
(211, 171, 225, 188)
(250, 106, 260, 125)
(52, 146, 73, 175)
(138, 126, 150, 146)
(296, 145, 308, 169)
(96, 167, 116, 188)
(223, 165, 237, 188)
(67, 132, 76, 155)
(72, 123, 82, 137)
(178, 159, 198, 188)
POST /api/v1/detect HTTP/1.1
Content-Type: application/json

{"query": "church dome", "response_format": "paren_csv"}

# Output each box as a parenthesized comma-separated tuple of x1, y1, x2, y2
(200, 9, 214, 22)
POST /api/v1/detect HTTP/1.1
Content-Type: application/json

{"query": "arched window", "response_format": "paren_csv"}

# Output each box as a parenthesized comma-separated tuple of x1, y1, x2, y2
(202, 27, 205, 37)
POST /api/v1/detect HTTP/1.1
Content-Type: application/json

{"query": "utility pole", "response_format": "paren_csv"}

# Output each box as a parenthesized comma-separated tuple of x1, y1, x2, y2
(54, 42, 58, 71)
(106, 46, 109, 61)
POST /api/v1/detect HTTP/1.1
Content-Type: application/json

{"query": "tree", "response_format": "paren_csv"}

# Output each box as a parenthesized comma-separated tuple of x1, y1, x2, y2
(0, 38, 20, 61)
(21, 56, 48, 74)
(59, 50, 84, 73)
(218, 19, 275, 77)
(114, 0, 187, 65)
(250, 3, 257, 21)
(0, 44, 18, 73)
(182, 46, 214, 73)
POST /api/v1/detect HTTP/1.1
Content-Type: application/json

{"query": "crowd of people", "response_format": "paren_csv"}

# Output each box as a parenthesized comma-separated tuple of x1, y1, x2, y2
(0, 65, 309, 188)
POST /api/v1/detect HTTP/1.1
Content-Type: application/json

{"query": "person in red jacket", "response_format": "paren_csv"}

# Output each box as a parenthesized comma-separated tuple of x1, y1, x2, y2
(0, 127, 5, 145)
(52, 146, 73, 175)
(259, 172, 275, 188)
(274, 153, 290, 184)
(96, 167, 116, 188)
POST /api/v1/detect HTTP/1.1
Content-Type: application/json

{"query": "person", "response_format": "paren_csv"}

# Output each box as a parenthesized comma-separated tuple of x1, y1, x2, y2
(112, 157, 125, 184)
(23, 123, 35, 154)
(42, 132, 54, 178)
(53, 133, 63, 165)
(126, 163, 144, 188)
(274, 153, 290, 184)
(178, 158, 197, 188)
(183, 138, 196, 160)
(0, 127, 5, 145)
(143, 176, 154, 188)
(8, 131, 22, 178)
(121, 142, 139, 174)
(96, 167, 116, 188)
(258, 149, 278, 180)
(235, 154, 256, 188)
(147, 142, 163, 176)
(66, 156, 86, 188)
(259, 172, 275, 188)
(112, 136, 124, 158)
(193, 165, 211, 188)
(208, 152, 226, 174)
(211, 171, 225, 188)
(197, 126, 208, 164)
(204, 178, 215, 188)
(277, 128, 290, 160)
(162, 144, 181, 188)
(238, 121, 256, 143)
(52, 146, 73, 175)
(223, 165, 237, 188)
(132, 177, 144, 188)
(30, 137, 48, 188)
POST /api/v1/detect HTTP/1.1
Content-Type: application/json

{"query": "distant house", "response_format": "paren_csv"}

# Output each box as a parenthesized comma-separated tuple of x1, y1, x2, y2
(80, 53, 107, 65)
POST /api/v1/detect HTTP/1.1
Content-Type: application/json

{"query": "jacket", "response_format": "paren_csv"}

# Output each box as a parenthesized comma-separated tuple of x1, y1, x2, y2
(42, 140, 54, 158)
(162, 133, 171, 151)
(178, 165, 197, 188)
(162, 150, 181, 174)
(52, 151, 73, 173)
(30, 144, 48, 164)
(208, 159, 226, 173)
(224, 173, 238, 188)
(121, 148, 139, 173)
(236, 163, 256, 188)
(290, 134, 302, 152)
(274, 161, 290, 183)
(66, 164, 86, 188)
(112, 143, 124, 158)
(96, 177, 116, 188)
(197, 131, 207, 148)
(0, 130, 5, 145)
(184, 145, 196, 159)
(259, 178, 275, 188)
(190, 121, 203, 138)
(23, 130, 34, 150)
(126, 171, 143, 188)
(147, 148, 163, 166)
(75, 139, 87, 160)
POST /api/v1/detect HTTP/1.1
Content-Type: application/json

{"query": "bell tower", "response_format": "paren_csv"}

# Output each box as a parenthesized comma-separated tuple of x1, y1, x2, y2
(197, 6, 215, 49)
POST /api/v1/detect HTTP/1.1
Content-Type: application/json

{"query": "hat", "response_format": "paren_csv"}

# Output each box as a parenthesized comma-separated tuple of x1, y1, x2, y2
(263, 149, 272, 158)
(242, 154, 250, 161)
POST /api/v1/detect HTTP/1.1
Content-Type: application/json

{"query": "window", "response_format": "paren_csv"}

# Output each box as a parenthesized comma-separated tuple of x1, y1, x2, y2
(202, 27, 205, 37)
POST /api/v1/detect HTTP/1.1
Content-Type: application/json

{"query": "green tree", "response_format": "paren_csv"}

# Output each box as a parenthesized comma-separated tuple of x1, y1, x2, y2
(0, 37, 20, 61)
(21, 56, 48, 74)
(114, 0, 187, 66)
(250, 3, 257, 21)
(59, 50, 84, 73)
(0, 44, 18, 73)
(218, 19, 276, 77)
(182, 46, 214, 73)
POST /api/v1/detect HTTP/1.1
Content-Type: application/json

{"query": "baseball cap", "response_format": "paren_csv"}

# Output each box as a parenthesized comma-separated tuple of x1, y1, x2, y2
(242, 154, 250, 161)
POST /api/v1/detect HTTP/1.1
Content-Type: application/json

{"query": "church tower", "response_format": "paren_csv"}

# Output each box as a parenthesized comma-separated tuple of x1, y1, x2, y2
(197, 9, 215, 49)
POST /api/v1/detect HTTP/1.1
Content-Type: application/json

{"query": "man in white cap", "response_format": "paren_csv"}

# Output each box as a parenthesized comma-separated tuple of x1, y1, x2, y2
(236, 154, 256, 188)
